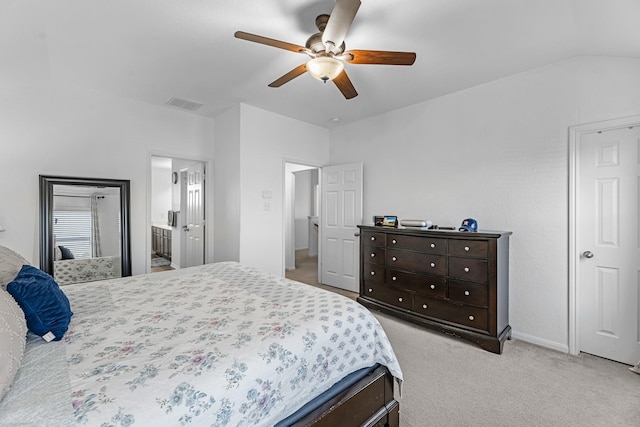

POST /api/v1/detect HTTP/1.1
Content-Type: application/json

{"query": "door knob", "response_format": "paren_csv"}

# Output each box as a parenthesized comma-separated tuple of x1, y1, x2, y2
(582, 251, 594, 259)
(354, 231, 360, 237)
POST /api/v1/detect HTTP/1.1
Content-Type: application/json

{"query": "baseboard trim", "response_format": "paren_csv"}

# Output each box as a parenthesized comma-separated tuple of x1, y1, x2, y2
(511, 330, 569, 354)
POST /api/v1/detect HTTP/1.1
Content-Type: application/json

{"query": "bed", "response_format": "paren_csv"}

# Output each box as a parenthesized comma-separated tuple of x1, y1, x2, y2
(53, 255, 122, 285)
(0, 250, 402, 427)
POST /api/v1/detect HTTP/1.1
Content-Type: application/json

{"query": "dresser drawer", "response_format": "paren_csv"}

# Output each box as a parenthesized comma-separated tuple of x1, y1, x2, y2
(447, 305, 488, 332)
(363, 245, 386, 265)
(363, 263, 385, 283)
(387, 249, 447, 276)
(448, 256, 488, 282)
(362, 231, 387, 247)
(449, 239, 488, 258)
(448, 280, 488, 307)
(414, 296, 489, 332)
(386, 234, 447, 254)
(387, 269, 447, 299)
(362, 282, 413, 311)
(413, 296, 451, 320)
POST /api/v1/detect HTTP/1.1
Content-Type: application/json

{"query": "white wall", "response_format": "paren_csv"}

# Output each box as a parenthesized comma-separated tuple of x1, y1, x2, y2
(0, 83, 214, 275)
(151, 159, 172, 226)
(329, 56, 640, 351)
(294, 169, 313, 250)
(213, 105, 242, 263)
(239, 104, 330, 276)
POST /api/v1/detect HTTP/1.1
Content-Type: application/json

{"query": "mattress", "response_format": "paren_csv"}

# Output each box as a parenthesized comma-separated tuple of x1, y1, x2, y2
(0, 262, 402, 426)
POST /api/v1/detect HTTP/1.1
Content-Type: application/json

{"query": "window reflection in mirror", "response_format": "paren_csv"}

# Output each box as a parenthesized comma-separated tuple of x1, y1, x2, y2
(52, 185, 121, 260)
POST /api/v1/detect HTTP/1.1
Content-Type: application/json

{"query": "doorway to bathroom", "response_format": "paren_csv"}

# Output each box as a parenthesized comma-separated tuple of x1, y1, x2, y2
(150, 155, 207, 272)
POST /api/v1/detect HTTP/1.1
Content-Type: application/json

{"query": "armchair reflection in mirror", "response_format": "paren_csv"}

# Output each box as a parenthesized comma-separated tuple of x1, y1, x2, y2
(39, 175, 131, 285)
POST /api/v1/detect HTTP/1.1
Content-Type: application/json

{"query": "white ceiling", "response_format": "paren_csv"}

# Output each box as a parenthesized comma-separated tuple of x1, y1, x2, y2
(2, 0, 639, 128)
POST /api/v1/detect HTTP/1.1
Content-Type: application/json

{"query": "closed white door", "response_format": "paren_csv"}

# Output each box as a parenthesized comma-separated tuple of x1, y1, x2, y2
(184, 162, 205, 267)
(578, 125, 640, 364)
(320, 163, 362, 292)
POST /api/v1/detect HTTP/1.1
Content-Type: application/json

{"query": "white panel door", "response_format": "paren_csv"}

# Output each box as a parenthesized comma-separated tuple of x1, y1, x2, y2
(578, 125, 640, 364)
(320, 163, 362, 292)
(184, 162, 205, 267)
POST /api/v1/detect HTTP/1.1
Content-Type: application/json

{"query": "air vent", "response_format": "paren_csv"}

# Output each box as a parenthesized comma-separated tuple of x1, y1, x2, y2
(166, 96, 204, 111)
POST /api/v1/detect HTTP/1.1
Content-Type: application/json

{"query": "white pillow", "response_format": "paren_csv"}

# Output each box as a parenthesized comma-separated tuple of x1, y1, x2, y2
(0, 244, 30, 290)
(0, 288, 27, 402)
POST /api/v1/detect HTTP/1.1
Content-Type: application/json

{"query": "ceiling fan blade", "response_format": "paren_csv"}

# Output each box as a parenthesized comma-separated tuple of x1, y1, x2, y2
(333, 69, 358, 99)
(322, 0, 361, 51)
(234, 31, 307, 54)
(268, 64, 308, 88)
(345, 49, 416, 65)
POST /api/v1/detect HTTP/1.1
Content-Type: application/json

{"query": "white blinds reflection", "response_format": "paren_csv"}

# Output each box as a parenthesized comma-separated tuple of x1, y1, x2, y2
(53, 210, 92, 259)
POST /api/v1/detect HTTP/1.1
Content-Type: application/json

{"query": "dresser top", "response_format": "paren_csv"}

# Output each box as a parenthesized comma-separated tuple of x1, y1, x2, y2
(358, 224, 512, 238)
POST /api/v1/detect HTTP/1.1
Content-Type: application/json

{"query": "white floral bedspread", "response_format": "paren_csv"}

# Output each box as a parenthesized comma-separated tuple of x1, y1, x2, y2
(59, 262, 402, 426)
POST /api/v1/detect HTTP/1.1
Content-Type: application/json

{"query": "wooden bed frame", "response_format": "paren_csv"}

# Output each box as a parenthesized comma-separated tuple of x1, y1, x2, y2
(297, 365, 399, 427)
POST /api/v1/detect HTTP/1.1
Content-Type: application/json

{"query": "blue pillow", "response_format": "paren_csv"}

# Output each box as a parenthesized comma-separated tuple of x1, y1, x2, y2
(6, 265, 73, 341)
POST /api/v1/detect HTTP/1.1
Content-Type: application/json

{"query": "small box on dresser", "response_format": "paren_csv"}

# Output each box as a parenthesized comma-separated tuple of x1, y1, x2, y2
(358, 225, 512, 354)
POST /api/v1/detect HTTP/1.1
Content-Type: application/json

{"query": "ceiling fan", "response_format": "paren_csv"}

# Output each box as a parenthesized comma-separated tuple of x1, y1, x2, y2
(234, 0, 416, 99)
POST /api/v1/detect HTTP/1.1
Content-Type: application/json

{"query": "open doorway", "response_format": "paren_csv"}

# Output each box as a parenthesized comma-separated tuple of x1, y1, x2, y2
(284, 162, 320, 285)
(150, 155, 207, 273)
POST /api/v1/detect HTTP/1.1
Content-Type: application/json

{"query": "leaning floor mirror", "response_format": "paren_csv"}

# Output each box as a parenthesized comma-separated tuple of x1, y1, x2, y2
(39, 175, 132, 285)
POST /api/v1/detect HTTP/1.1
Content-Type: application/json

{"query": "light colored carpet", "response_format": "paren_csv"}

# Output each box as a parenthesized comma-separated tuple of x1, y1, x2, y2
(375, 311, 640, 427)
(288, 250, 640, 426)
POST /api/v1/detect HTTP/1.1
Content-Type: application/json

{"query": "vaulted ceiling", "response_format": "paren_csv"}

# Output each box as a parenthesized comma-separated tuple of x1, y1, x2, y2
(3, 0, 639, 128)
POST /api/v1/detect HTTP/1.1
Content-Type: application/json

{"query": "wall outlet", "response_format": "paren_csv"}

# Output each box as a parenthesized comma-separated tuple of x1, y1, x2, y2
(263, 201, 271, 211)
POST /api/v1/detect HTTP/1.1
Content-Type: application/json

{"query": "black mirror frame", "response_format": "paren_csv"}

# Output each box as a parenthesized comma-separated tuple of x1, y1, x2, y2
(39, 175, 132, 279)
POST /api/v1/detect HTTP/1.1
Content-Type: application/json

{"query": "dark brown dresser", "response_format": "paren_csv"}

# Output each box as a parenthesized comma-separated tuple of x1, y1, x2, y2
(357, 225, 511, 354)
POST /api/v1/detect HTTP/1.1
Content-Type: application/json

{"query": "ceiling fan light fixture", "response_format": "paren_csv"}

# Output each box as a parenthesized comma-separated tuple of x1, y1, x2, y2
(307, 57, 344, 82)
(234, 0, 415, 99)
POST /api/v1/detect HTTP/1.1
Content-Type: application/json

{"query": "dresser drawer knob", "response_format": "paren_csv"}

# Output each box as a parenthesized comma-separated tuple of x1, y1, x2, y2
(430, 243, 436, 248)
(464, 290, 470, 296)
(398, 297, 403, 302)
(392, 276, 397, 281)
(464, 246, 470, 251)
(468, 315, 475, 321)
(430, 284, 435, 290)
(371, 236, 376, 241)
(368, 288, 373, 293)
(370, 253, 376, 257)
(430, 262, 436, 268)
(392, 239, 397, 244)
(422, 304, 428, 309)
(370, 271, 375, 276)
(392, 256, 397, 262)
(464, 267, 470, 273)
